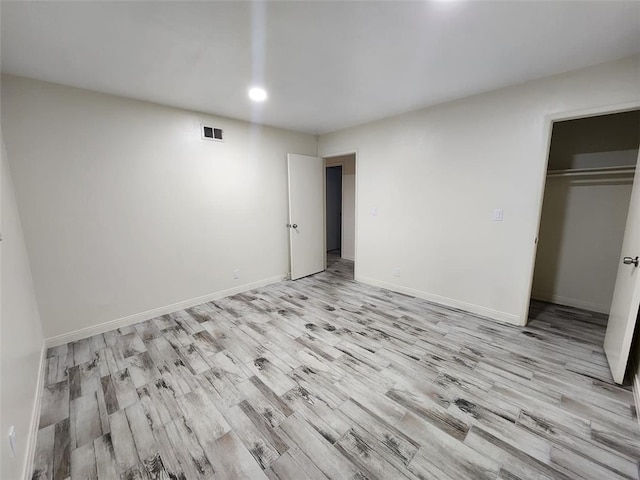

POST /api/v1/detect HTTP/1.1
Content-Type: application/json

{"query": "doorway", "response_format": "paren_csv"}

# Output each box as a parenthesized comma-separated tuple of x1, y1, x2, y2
(324, 153, 356, 279)
(529, 109, 640, 382)
(326, 165, 342, 256)
(531, 111, 640, 315)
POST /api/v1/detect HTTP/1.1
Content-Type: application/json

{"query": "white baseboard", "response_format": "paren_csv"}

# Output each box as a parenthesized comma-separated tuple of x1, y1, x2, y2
(23, 342, 46, 480)
(341, 254, 355, 261)
(45, 275, 284, 347)
(531, 292, 609, 314)
(356, 275, 520, 326)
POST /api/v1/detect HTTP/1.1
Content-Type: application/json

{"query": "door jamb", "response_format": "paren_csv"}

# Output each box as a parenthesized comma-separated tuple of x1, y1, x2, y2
(521, 100, 640, 326)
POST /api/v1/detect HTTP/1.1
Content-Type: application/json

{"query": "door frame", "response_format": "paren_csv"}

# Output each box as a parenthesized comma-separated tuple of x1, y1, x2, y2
(322, 149, 358, 278)
(521, 100, 640, 326)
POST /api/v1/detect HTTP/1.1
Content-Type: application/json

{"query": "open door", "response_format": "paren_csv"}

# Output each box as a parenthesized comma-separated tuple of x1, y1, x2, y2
(605, 150, 640, 384)
(287, 154, 325, 280)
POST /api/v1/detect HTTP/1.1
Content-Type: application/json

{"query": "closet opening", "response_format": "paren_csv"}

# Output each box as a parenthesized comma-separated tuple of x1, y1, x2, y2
(529, 110, 640, 344)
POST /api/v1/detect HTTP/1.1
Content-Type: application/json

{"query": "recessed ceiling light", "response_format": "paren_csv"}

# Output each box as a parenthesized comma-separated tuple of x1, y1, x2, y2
(249, 87, 267, 102)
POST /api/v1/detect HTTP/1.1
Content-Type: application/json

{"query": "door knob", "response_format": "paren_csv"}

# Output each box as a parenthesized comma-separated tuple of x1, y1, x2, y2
(623, 256, 639, 267)
(286, 223, 298, 229)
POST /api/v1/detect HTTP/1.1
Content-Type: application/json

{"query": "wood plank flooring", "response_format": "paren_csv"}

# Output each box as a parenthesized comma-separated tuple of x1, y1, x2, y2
(31, 255, 640, 479)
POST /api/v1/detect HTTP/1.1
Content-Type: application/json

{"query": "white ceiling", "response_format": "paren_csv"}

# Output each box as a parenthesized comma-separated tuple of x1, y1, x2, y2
(2, 1, 639, 134)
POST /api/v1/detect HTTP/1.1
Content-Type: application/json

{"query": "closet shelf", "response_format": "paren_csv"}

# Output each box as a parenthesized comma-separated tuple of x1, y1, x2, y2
(546, 165, 636, 178)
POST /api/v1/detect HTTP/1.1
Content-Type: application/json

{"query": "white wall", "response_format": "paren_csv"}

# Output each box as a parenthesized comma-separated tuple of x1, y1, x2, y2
(1, 75, 317, 340)
(532, 174, 634, 313)
(1, 134, 45, 480)
(318, 55, 640, 325)
(326, 154, 356, 261)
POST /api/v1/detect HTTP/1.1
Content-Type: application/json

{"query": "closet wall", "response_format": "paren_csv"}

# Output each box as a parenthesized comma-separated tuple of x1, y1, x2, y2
(532, 111, 640, 313)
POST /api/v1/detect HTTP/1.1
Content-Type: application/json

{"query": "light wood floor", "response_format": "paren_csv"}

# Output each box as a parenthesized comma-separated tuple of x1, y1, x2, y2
(32, 255, 640, 479)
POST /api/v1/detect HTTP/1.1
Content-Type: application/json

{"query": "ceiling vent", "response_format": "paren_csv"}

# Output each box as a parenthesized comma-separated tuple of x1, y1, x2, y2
(202, 124, 224, 142)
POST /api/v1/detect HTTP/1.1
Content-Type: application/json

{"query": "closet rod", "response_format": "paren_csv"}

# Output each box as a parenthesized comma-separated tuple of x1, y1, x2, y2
(547, 165, 636, 178)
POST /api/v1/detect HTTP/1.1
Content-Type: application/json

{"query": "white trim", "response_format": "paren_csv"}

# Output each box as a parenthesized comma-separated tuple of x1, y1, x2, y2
(531, 293, 609, 315)
(322, 148, 359, 159)
(342, 254, 355, 262)
(356, 275, 520, 325)
(353, 151, 358, 279)
(45, 275, 283, 347)
(322, 158, 328, 271)
(23, 342, 47, 480)
(544, 101, 640, 124)
(521, 100, 640, 326)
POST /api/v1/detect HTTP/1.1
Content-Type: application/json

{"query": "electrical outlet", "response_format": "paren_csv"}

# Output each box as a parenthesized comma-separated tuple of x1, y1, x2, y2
(394, 267, 400, 277)
(493, 208, 504, 221)
(233, 269, 240, 279)
(8, 426, 16, 458)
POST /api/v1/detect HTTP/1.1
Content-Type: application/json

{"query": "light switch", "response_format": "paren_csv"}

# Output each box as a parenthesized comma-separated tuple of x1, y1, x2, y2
(493, 209, 503, 221)
(371, 207, 378, 217)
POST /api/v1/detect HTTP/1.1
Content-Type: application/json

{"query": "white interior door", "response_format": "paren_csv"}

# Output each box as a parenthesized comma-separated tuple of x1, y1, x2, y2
(287, 154, 325, 280)
(604, 150, 640, 384)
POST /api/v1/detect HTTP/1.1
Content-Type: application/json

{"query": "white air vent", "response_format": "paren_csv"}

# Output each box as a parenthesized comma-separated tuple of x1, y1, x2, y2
(202, 124, 224, 142)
